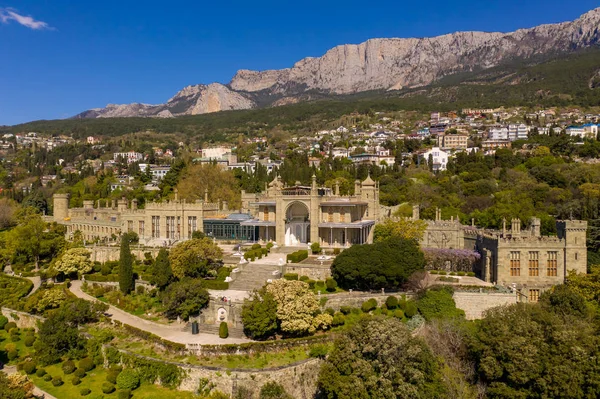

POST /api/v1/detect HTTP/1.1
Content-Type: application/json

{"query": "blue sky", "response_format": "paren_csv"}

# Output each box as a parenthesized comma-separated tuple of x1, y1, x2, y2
(1, 0, 598, 125)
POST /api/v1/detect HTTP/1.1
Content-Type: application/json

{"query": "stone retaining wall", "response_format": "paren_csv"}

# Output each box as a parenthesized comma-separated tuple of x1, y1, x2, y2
(283, 263, 331, 280)
(0, 307, 44, 330)
(320, 291, 414, 310)
(87, 246, 161, 263)
(453, 291, 517, 320)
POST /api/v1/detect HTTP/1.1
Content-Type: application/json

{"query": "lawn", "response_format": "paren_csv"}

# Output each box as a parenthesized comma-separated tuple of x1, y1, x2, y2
(0, 330, 36, 364)
(29, 364, 201, 399)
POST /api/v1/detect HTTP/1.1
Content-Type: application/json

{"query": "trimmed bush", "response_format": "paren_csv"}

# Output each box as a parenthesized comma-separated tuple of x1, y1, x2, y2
(361, 298, 378, 313)
(52, 376, 64, 387)
(325, 278, 337, 292)
(310, 242, 321, 254)
(74, 368, 87, 378)
(430, 270, 439, 275)
(219, 322, 229, 339)
(80, 387, 91, 396)
(333, 248, 341, 255)
(385, 296, 399, 309)
(299, 275, 309, 282)
(118, 389, 132, 399)
(340, 306, 352, 315)
(325, 308, 335, 316)
(266, 242, 274, 251)
(307, 279, 316, 289)
(23, 360, 37, 375)
(102, 382, 116, 394)
(62, 360, 76, 375)
(36, 368, 47, 377)
(457, 271, 466, 276)
(4, 321, 16, 332)
(43, 374, 52, 382)
(404, 301, 418, 318)
(283, 273, 299, 281)
(394, 309, 405, 319)
(332, 313, 345, 327)
(286, 250, 308, 263)
(7, 350, 18, 360)
(116, 369, 140, 390)
(309, 345, 329, 359)
(79, 357, 95, 372)
(439, 271, 447, 275)
(107, 370, 120, 384)
(72, 376, 82, 385)
(23, 335, 36, 347)
(467, 272, 476, 277)
(0, 315, 8, 330)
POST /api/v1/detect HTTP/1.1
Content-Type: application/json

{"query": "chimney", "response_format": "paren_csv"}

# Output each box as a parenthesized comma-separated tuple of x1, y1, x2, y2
(204, 188, 209, 202)
(132, 199, 138, 210)
(222, 200, 228, 212)
(335, 181, 340, 196)
(511, 218, 521, 236)
(412, 205, 420, 221)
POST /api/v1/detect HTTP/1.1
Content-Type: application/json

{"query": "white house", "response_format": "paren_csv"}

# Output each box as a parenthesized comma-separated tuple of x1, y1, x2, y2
(423, 147, 449, 172)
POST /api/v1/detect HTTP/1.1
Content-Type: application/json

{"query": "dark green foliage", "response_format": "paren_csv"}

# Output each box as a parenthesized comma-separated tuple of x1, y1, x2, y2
(385, 296, 399, 309)
(299, 275, 309, 282)
(259, 381, 293, 399)
(201, 280, 229, 290)
(23, 335, 35, 347)
(116, 369, 140, 390)
(74, 368, 87, 378)
(191, 230, 206, 239)
(286, 250, 308, 263)
(219, 322, 229, 339)
(119, 234, 134, 295)
(79, 357, 95, 372)
(339, 306, 352, 315)
(325, 278, 337, 292)
(52, 376, 64, 386)
(309, 344, 330, 359)
(161, 278, 209, 320)
(71, 376, 81, 385)
(416, 287, 465, 321)
(324, 308, 335, 316)
(62, 360, 76, 374)
(36, 368, 47, 377)
(310, 242, 321, 255)
(332, 313, 345, 327)
(318, 317, 446, 398)
(147, 248, 172, 290)
(7, 350, 18, 360)
(283, 273, 298, 281)
(102, 382, 116, 394)
(4, 321, 16, 332)
(540, 284, 589, 318)
(404, 302, 418, 318)
(43, 374, 52, 381)
(23, 360, 37, 374)
(0, 315, 8, 330)
(393, 309, 405, 319)
(106, 369, 120, 384)
(118, 389, 132, 399)
(331, 237, 425, 290)
(80, 387, 91, 396)
(120, 353, 184, 389)
(361, 298, 378, 313)
(241, 288, 278, 340)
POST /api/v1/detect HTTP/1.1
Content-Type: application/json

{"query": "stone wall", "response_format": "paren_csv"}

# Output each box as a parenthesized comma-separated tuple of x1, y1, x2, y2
(453, 291, 517, 320)
(283, 263, 331, 280)
(88, 246, 162, 263)
(320, 292, 414, 311)
(1, 307, 44, 330)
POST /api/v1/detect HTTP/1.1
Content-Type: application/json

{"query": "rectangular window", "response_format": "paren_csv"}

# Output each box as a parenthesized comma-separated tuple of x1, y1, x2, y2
(328, 209, 333, 222)
(138, 220, 144, 237)
(510, 251, 521, 276)
(127, 220, 133, 232)
(166, 216, 175, 239)
(547, 251, 558, 276)
(528, 251, 539, 276)
(187, 216, 197, 238)
(529, 289, 540, 303)
(151, 216, 160, 238)
(176, 217, 181, 240)
(340, 208, 346, 223)
(264, 208, 269, 222)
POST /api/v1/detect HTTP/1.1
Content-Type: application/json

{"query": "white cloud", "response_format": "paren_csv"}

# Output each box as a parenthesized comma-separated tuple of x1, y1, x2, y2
(0, 8, 52, 30)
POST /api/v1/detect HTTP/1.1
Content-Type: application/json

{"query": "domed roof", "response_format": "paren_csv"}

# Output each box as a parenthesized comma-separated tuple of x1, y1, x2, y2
(362, 174, 376, 187)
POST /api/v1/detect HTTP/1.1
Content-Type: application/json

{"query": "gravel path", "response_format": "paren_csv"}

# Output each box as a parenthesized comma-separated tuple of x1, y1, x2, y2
(69, 280, 251, 345)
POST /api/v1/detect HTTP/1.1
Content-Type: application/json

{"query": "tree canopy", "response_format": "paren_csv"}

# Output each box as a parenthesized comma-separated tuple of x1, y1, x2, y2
(168, 238, 223, 279)
(160, 278, 209, 320)
(52, 247, 93, 276)
(241, 287, 278, 340)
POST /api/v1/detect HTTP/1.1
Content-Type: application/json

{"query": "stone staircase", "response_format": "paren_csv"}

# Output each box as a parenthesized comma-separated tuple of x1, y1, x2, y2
(181, 322, 246, 339)
(228, 263, 283, 291)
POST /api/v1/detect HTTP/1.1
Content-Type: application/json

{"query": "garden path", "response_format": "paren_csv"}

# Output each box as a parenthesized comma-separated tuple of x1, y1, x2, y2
(69, 280, 251, 345)
(25, 276, 42, 297)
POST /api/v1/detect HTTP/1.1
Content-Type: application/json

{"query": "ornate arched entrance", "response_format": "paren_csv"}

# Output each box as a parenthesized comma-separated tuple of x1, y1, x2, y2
(285, 202, 310, 246)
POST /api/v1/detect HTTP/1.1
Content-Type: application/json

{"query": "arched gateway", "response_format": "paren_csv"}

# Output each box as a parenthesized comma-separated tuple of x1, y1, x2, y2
(285, 201, 310, 246)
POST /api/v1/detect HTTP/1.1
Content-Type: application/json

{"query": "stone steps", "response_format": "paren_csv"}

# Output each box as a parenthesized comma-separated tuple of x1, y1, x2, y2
(181, 322, 245, 338)
(228, 263, 283, 291)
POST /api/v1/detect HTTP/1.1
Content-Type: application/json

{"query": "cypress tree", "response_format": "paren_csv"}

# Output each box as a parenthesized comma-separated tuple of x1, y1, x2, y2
(119, 234, 134, 294)
(149, 248, 172, 289)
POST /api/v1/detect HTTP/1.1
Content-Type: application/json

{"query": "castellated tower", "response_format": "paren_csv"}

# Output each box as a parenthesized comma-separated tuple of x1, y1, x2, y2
(53, 193, 70, 223)
(556, 220, 588, 275)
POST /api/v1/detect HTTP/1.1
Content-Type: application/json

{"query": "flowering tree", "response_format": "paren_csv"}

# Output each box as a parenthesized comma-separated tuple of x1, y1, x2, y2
(422, 248, 481, 272)
(53, 248, 93, 275)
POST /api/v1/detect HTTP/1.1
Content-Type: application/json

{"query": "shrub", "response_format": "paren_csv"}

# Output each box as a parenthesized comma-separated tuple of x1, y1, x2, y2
(202, 280, 229, 290)
(283, 273, 298, 281)
(74, 368, 87, 378)
(333, 248, 341, 255)
(438, 276, 459, 283)
(52, 376, 64, 386)
(332, 313, 345, 327)
(439, 271, 447, 275)
(23, 335, 36, 347)
(80, 387, 91, 396)
(118, 389, 132, 399)
(107, 370, 120, 384)
(266, 242, 274, 251)
(36, 368, 47, 377)
(449, 272, 456, 276)
(430, 270, 439, 275)
(4, 321, 16, 332)
(457, 271, 466, 276)
(23, 360, 37, 374)
(325, 308, 335, 316)
(72, 376, 81, 385)
(7, 350, 18, 360)
(102, 382, 116, 394)
(325, 278, 337, 292)
(315, 280, 325, 288)
(44, 374, 52, 381)
(416, 287, 465, 321)
(309, 344, 329, 359)
(467, 272, 476, 277)
(62, 360, 76, 374)
(116, 369, 140, 390)
(394, 309, 405, 319)
(79, 357, 95, 372)
(286, 250, 308, 263)
(361, 298, 378, 313)
(340, 306, 352, 315)
(307, 279, 316, 289)
(311, 242, 321, 254)
(385, 296, 399, 309)
(219, 322, 229, 339)
(10, 333, 20, 342)
(251, 244, 261, 250)
(0, 315, 8, 330)
(299, 275, 309, 282)
(404, 302, 418, 318)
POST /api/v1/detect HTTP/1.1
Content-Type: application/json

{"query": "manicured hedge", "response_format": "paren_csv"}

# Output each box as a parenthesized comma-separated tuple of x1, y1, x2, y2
(85, 274, 119, 282)
(202, 280, 229, 290)
(219, 322, 229, 339)
(283, 273, 299, 281)
(286, 250, 308, 263)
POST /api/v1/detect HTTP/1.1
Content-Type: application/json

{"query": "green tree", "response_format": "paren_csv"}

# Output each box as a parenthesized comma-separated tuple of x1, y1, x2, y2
(8, 208, 47, 269)
(259, 381, 293, 399)
(147, 248, 172, 289)
(373, 218, 428, 243)
(169, 238, 223, 279)
(416, 287, 465, 321)
(318, 317, 445, 398)
(52, 248, 93, 277)
(241, 287, 278, 340)
(161, 279, 209, 320)
(118, 234, 134, 295)
(331, 236, 425, 290)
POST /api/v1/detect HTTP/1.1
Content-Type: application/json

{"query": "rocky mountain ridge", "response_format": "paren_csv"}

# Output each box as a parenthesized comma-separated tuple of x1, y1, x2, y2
(75, 8, 600, 119)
